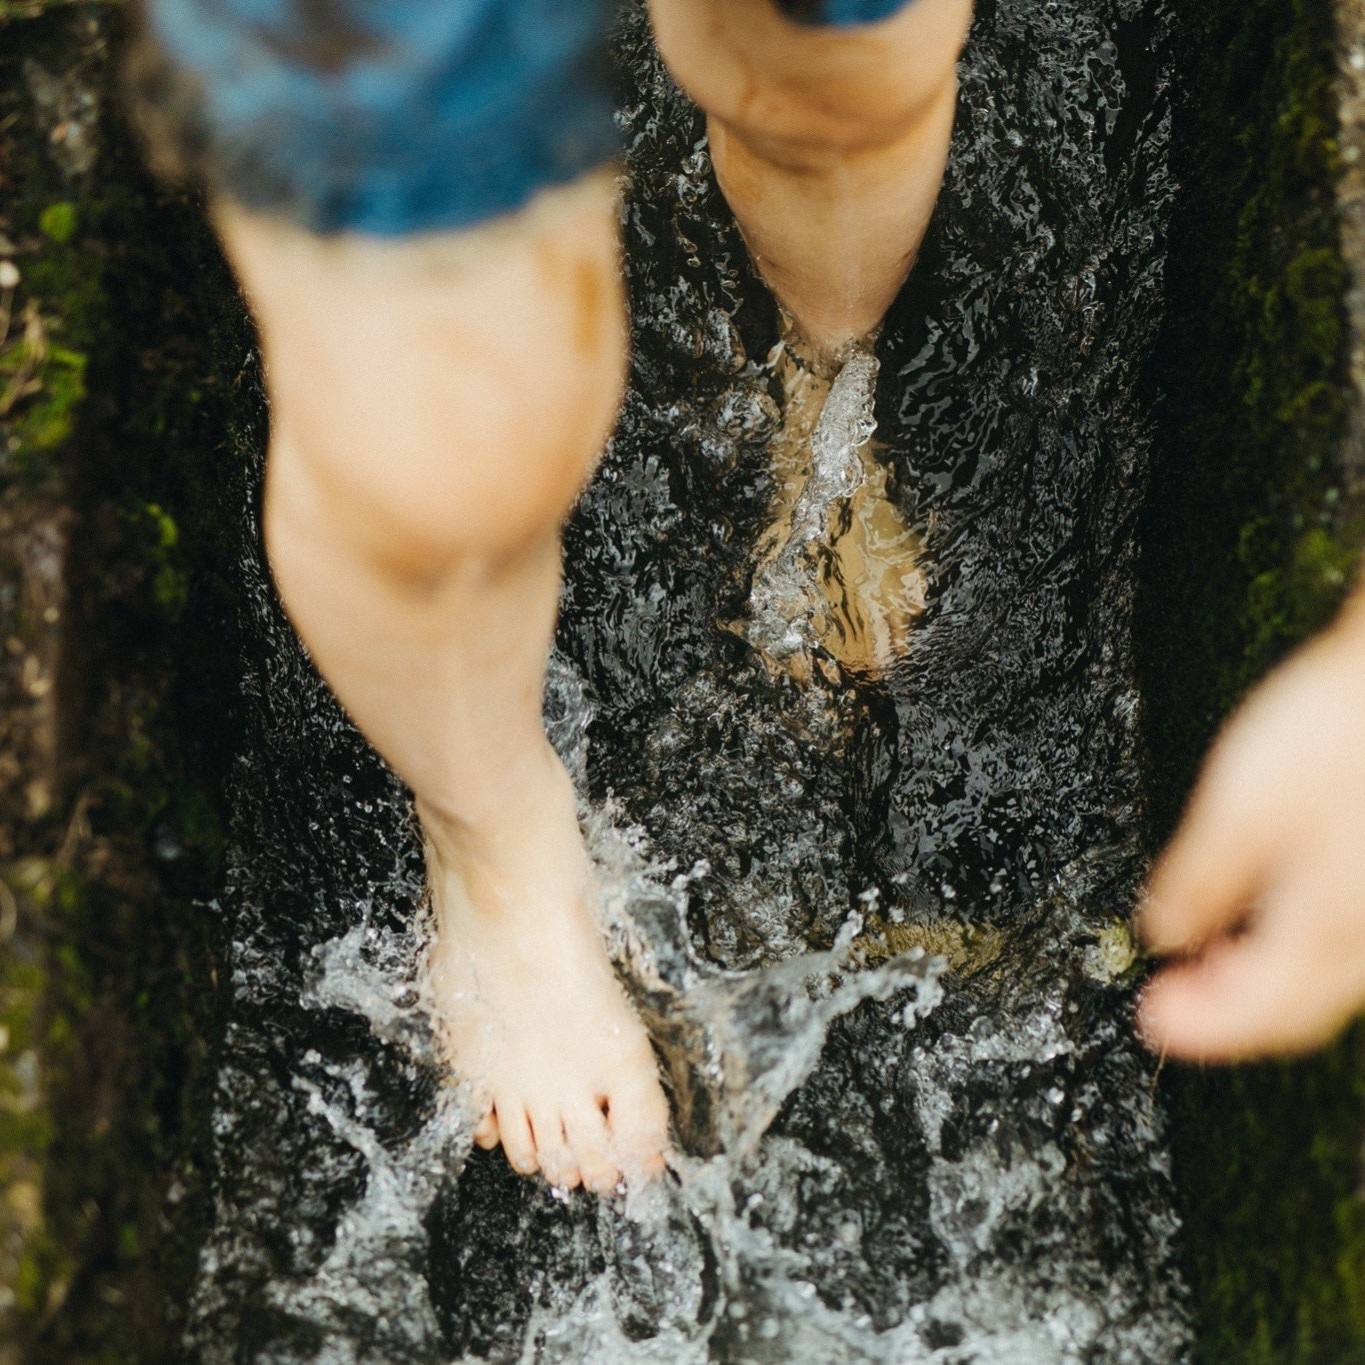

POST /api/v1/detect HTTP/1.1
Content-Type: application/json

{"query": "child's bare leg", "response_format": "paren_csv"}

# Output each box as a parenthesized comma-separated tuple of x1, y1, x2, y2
(650, 0, 973, 357)
(215, 175, 669, 1193)
(654, 0, 967, 677)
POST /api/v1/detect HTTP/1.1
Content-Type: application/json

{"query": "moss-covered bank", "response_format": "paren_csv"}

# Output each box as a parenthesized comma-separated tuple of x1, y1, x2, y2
(1140, 0, 1365, 1357)
(0, 6, 258, 1359)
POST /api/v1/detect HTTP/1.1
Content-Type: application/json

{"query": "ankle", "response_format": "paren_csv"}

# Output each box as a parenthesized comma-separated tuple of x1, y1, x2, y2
(418, 743, 587, 914)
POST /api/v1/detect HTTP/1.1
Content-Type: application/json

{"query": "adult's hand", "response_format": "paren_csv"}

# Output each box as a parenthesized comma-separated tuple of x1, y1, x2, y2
(1138, 593, 1365, 1060)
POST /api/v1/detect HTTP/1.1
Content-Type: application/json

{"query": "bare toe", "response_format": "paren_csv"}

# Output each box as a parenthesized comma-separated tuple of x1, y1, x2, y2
(473, 1109, 500, 1151)
(606, 1076, 671, 1179)
(496, 1101, 538, 1176)
(566, 1100, 621, 1194)
(531, 1108, 581, 1190)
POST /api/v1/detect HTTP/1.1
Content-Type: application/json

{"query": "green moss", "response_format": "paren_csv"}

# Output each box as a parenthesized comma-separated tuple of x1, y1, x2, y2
(142, 503, 188, 618)
(1, 6, 254, 1359)
(0, 182, 98, 492)
(14, 1235, 67, 1317)
(16, 343, 86, 453)
(37, 203, 77, 246)
(143, 503, 178, 551)
(0, 0, 79, 20)
(0, 866, 96, 1332)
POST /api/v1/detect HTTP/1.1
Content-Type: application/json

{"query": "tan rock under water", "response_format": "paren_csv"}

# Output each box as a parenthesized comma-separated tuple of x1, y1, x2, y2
(735, 329, 928, 683)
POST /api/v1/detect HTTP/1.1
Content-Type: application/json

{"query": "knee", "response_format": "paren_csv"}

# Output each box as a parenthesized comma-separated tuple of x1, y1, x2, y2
(227, 185, 627, 581)
(266, 362, 621, 599)
(273, 304, 625, 584)
(651, 0, 973, 160)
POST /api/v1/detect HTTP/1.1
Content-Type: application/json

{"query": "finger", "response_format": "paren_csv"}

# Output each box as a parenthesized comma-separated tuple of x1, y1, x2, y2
(1137, 904, 1355, 1061)
(531, 1107, 581, 1191)
(494, 1099, 538, 1177)
(565, 1099, 621, 1195)
(473, 1109, 500, 1150)
(1141, 753, 1278, 956)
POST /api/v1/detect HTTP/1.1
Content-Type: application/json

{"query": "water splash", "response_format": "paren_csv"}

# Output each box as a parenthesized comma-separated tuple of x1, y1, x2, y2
(743, 345, 886, 669)
(807, 350, 881, 505)
(589, 816, 944, 1161)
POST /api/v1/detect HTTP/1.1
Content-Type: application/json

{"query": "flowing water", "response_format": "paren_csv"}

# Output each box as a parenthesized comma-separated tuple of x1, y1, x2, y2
(186, 0, 1192, 1358)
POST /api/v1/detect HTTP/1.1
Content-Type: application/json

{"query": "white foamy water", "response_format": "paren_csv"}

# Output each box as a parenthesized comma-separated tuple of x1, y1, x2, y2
(744, 346, 882, 665)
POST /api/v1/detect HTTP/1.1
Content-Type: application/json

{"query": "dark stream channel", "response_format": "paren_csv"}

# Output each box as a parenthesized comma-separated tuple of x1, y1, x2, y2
(189, 1, 1195, 1358)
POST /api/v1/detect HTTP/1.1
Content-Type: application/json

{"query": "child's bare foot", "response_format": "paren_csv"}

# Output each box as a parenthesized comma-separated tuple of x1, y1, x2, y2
(420, 746, 671, 1193)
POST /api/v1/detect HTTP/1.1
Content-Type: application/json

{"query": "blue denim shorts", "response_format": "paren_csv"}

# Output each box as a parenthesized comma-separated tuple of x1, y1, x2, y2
(145, 0, 916, 237)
